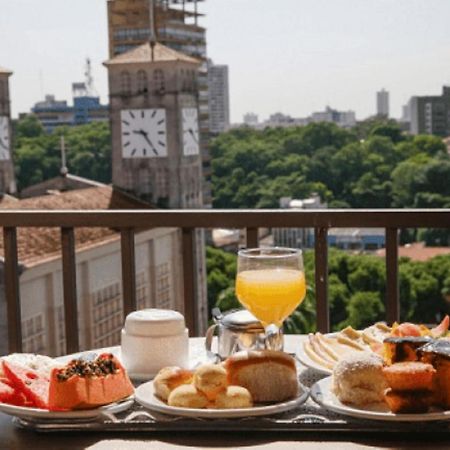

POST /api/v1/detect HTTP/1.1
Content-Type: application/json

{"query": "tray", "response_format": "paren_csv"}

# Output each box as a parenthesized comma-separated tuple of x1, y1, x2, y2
(14, 368, 450, 435)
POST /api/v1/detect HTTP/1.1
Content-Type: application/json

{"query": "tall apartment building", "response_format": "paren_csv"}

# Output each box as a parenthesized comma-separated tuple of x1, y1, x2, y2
(409, 86, 450, 136)
(376, 88, 389, 117)
(207, 59, 229, 134)
(107, 0, 212, 206)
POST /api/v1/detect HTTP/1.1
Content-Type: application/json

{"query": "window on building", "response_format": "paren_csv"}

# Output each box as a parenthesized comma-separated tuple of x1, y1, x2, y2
(136, 272, 151, 310)
(91, 282, 123, 348)
(120, 71, 132, 96)
(153, 69, 165, 93)
(22, 314, 45, 354)
(137, 70, 148, 93)
(155, 262, 173, 309)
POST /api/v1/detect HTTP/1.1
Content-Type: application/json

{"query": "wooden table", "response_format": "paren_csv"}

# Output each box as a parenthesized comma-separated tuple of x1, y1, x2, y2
(1, 336, 450, 450)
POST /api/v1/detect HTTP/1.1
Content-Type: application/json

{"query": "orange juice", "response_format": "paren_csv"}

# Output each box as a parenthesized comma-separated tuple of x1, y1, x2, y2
(235, 269, 306, 327)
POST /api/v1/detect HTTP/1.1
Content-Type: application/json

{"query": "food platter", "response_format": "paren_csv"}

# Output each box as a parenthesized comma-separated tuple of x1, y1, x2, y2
(0, 350, 135, 420)
(0, 394, 134, 420)
(135, 380, 309, 418)
(311, 376, 450, 422)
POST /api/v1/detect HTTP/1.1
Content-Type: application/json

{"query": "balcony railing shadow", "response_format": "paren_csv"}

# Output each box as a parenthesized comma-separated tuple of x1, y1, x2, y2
(1, 208, 450, 354)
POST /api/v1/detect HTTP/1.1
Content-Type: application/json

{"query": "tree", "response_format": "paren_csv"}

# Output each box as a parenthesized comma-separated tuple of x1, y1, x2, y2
(15, 115, 45, 138)
(340, 291, 385, 329)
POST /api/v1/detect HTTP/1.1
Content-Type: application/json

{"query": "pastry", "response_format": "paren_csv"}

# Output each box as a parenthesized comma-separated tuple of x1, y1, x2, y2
(225, 350, 298, 403)
(383, 336, 432, 365)
(382, 362, 435, 392)
(167, 384, 208, 408)
(214, 386, 253, 409)
(153, 366, 193, 401)
(47, 353, 134, 410)
(384, 388, 433, 413)
(332, 352, 387, 405)
(193, 363, 228, 401)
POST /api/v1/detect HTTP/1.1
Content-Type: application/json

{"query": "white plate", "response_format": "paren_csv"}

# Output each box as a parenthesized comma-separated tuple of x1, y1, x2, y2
(296, 335, 334, 375)
(135, 380, 309, 418)
(311, 376, 450, 422)
(0, 395, 134, 420)
(0, 349, 134, 420)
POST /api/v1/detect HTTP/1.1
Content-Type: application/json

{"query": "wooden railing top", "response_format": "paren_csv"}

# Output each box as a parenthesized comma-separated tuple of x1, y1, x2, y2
(0, 208, 449, 228)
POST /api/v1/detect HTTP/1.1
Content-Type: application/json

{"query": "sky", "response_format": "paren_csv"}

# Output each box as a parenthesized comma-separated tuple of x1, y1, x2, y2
(1, 0, 450, 122)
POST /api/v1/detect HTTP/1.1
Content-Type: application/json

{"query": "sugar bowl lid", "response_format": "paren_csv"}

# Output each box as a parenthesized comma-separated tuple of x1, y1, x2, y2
(217, 308, 264, 332)
(124, 309, 186, 337)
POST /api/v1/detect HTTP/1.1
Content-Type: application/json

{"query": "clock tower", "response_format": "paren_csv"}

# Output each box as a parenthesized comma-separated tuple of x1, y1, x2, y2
(0, 66, 16, 195)
(104, 42, 203, 208)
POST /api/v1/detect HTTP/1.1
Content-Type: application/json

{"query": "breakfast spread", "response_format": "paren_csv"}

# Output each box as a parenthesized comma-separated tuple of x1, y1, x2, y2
(0, 353, 134, 411)
(303, 316, 449, 372)
(153, 349, 300, 409)
(330, 318, 450, 414)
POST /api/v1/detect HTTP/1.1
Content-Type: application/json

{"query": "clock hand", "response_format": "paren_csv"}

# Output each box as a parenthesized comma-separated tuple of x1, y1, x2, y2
(133, 129, 158, 155)
(188, 129, 198, 144)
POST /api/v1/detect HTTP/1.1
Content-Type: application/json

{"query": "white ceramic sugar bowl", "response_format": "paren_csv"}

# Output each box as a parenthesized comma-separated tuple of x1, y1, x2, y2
(120, 309, 189, 379)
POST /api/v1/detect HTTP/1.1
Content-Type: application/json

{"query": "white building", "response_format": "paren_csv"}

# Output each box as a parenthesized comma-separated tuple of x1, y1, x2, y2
(273, 195, 327, 249)
(311, 106, 356, 128)
(207, 59, 230, 134)
(377, 89, 389, 117)
(243, 112, 259, 127)
(0, 185, 190, 356)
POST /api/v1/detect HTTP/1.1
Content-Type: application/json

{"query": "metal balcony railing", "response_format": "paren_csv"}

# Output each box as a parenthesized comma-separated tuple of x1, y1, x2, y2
(1, 209, 450, 354)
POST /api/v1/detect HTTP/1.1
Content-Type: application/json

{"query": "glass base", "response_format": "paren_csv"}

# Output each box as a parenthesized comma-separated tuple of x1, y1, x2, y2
(264, 324, 284, 351)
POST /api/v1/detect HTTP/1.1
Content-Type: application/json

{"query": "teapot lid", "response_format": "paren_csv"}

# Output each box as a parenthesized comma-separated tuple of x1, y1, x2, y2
(220, 309, 264, 332)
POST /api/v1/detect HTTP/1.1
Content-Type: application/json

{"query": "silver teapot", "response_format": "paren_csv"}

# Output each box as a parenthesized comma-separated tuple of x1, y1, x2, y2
(205, 308, 283, 360)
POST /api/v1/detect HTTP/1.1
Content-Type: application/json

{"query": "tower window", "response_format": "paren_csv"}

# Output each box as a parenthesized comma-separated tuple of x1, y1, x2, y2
(120, 71, 131, 96)
(153, 69, 165, 93)
(137, 70, 148, 93)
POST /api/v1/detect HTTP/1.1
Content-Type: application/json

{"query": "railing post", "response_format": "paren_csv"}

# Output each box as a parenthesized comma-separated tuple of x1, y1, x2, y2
(3, 227, 22, 353)
(386, 227, 400, 324)
(61, 227, 80, 353)
(315, 227, 329, 333)
(121, 228, 136, 316)
(182, 228, 198, 336)
(246, 227, 258, 248)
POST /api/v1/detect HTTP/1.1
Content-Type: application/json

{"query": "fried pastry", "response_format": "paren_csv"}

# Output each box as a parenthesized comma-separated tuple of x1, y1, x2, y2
(193, 364, 228, 401)
(214, 386, 253, 409)
(167, 384, 208, 408)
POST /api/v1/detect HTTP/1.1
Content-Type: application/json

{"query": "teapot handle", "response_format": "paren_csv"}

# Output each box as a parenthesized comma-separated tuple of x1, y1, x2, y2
(205, 323, 219, 362)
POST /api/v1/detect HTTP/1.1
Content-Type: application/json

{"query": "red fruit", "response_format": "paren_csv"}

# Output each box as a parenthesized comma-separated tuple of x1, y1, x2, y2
(392, 322, 422, 337)
(0, 380, 16, 404)
(431, 315, 449, 338)
(2, 361, 49, 409)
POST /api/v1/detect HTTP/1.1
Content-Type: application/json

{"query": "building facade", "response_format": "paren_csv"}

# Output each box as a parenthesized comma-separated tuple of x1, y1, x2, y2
(0, 186, 187, 356)
(310, 106, 356, 128)
(29, 85, 109, 133)
(207, 59, 230, 134)
(107, 0, 212, 206)
(376, 88, 389, 117)
(409, 86, 450, 136)
(0, 66, 17, 195)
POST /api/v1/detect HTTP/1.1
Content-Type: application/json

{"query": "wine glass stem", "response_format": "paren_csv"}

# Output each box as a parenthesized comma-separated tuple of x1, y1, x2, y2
(265, 324, 283, 351)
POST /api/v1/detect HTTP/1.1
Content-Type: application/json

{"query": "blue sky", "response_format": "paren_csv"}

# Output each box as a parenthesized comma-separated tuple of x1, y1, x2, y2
(1, 0, 450, 121)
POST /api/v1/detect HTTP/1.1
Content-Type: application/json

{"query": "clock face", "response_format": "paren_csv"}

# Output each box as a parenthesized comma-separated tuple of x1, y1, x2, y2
(0, 116, 10, 161)
(121, 109, 167, 158)
(182, 108, 199, 156)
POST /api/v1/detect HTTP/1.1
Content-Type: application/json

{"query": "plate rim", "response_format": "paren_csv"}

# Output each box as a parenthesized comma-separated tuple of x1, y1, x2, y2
(311, 376, 450, 422)
(135, 380, 309, 418)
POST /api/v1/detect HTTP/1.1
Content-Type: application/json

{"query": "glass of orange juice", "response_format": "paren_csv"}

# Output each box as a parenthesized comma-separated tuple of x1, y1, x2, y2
(235, 247, 306, 351)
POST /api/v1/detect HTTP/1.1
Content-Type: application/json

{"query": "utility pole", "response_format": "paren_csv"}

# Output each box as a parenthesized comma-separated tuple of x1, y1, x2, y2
(148, 0, 155, 41)
(60, 135, 68, 176)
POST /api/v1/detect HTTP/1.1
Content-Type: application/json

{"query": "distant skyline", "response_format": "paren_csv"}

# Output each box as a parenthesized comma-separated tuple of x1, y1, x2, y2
(1, 0, 450, 121)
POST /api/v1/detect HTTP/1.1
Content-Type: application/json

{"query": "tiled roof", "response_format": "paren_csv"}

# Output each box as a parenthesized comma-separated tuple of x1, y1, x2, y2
(0, 186, 151, 267)
(0, 66, 12, 75)
(376, 242, 450, 262)
(104, 42, 200, 66)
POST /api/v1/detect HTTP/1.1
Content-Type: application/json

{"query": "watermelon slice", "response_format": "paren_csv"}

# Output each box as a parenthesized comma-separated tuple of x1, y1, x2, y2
(2, 361, 49, 409)
(0, 380, 16, 404)
(0, 379, 29, 406)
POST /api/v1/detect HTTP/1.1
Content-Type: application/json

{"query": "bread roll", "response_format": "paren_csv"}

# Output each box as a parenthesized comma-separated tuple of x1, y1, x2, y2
(193, 363, 228, 401)
(215, 386, 253, 409)
(225, 350, 298, 403)
(332, 352, 387, 405)
(153, 366, 193, 401)
(167, 384, 208, 408)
